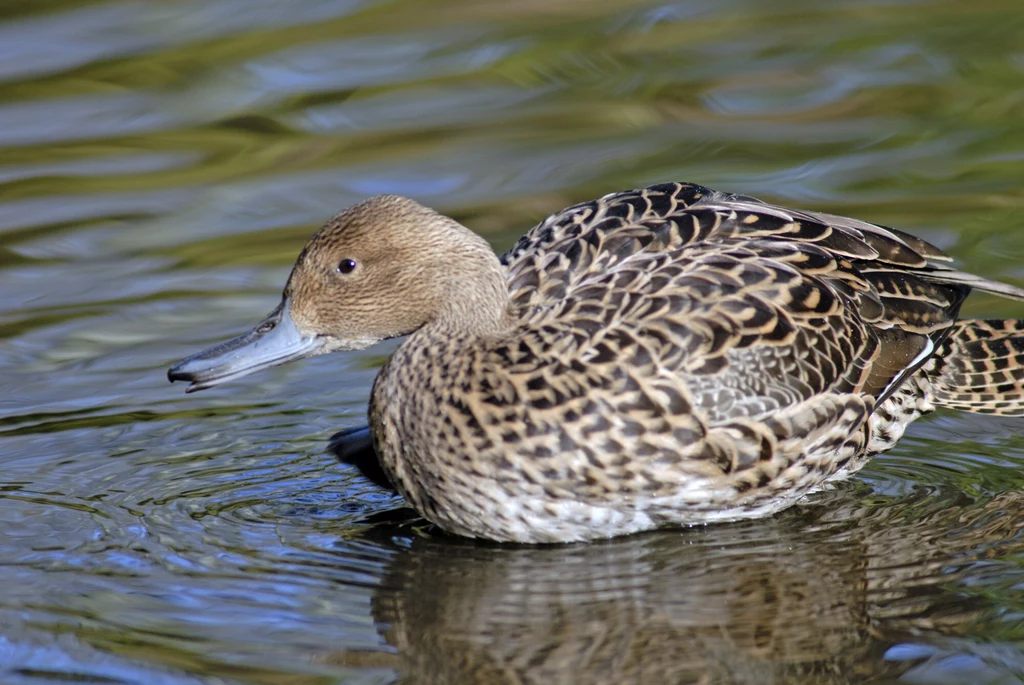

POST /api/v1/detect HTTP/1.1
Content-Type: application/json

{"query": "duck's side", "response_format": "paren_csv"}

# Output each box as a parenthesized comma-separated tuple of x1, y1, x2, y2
(169, 182, 1024, 544)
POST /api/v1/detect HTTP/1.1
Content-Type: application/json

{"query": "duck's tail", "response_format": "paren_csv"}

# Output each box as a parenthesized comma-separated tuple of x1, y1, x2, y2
(925, 319, 1024, 415)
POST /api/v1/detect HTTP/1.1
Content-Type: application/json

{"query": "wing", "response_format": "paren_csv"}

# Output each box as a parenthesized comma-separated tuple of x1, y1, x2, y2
(499, 181, 1024, 420)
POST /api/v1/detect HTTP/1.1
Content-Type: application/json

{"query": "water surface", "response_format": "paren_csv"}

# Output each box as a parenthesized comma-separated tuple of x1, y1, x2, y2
(2, 0, 1024, 683)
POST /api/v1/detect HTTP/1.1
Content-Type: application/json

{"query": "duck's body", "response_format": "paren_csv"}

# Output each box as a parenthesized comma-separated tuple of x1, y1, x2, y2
(170, 182, 1024, 543)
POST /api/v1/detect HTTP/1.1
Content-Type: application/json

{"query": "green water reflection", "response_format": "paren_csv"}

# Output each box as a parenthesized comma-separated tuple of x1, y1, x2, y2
(1, 0, 1024, 683)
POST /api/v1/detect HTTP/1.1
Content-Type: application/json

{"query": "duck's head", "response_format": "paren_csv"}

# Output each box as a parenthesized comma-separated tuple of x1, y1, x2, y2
(168, 195, 507, 392)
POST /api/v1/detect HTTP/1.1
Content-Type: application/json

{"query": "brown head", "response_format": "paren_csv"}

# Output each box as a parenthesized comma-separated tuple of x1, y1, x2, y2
(168, 195, 509, 392)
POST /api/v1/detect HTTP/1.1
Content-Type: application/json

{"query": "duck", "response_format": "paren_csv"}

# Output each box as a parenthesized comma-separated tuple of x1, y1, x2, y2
(168, 181, 1024, 543)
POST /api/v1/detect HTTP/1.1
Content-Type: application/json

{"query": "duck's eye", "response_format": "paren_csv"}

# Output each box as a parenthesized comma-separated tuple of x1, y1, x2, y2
(336, 259, 357, 274)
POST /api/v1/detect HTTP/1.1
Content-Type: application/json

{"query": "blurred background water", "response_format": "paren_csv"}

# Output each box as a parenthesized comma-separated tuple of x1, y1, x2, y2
(2, 0, 1024, 683)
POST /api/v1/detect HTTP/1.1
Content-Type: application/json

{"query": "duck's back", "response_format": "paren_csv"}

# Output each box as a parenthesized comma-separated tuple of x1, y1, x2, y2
(501, 183, 971, 416)
(372, 183, 1024, 542)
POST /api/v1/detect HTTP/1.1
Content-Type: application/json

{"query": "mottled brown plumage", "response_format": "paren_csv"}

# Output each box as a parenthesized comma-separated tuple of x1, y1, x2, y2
(169, 181, 1024, 543)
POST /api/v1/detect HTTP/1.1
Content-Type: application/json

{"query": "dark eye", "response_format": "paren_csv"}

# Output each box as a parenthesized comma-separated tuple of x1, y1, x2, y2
(337, 259, 357, 274)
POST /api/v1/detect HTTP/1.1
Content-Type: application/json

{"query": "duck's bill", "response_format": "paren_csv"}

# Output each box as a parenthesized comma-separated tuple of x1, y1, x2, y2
(168, 300, 325, 393)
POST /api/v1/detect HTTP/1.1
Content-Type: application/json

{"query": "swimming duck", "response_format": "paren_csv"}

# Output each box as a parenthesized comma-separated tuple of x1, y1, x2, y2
(169, 182, 1024, 543)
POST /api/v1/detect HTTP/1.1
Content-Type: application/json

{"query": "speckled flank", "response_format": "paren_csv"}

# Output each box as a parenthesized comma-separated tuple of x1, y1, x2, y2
(180, 182, 1024, 543)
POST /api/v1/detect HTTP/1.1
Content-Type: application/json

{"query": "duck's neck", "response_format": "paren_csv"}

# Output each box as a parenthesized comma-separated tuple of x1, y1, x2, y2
(430, 245, 512, 338)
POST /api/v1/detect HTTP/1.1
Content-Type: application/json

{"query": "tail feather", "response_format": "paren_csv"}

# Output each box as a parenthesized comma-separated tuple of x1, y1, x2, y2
(926, 319, 1024, 415)
(922, 269, 1024, 302)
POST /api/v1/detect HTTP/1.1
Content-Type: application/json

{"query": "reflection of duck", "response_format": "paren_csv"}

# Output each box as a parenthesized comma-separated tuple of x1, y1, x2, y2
(370, 525, 871, 684)
(169, 182, 1024, 542)
(323, 490, 1024, 684)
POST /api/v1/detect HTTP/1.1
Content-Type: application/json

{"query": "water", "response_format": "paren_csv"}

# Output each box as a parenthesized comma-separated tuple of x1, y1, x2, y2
(2, 0, 1024, 682)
